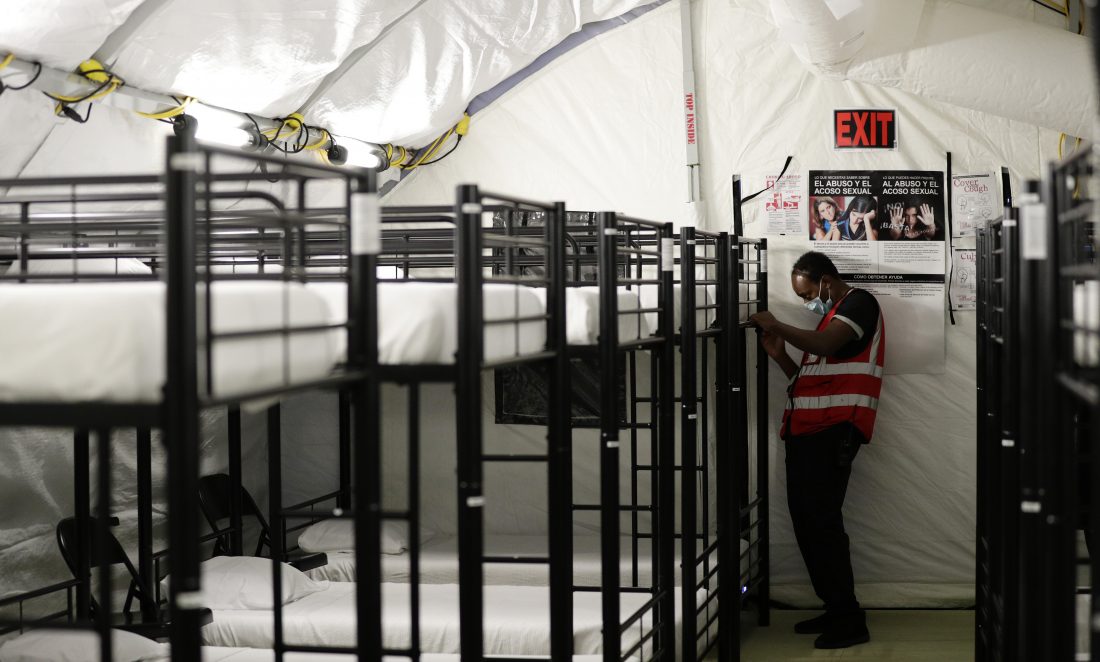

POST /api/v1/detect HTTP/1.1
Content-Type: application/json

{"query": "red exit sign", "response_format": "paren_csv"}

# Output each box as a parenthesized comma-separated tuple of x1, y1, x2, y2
(834, 109, 897, 150)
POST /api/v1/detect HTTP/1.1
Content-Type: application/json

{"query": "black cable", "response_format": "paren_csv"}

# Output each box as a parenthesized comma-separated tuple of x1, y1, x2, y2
(5, 61, 42, 91)
(741, 155, 794, 203)
(43, 68, 124, 106)
(56, 103, 92, 124)
(417, 135, 462, 166)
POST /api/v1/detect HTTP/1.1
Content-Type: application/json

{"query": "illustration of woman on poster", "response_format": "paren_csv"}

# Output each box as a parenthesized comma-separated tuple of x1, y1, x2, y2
(810, 197, 842, 241)
(835, 194, 879, 241)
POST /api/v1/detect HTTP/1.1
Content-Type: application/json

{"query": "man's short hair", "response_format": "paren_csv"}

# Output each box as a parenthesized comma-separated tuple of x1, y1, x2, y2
(791, 251, 840, 282)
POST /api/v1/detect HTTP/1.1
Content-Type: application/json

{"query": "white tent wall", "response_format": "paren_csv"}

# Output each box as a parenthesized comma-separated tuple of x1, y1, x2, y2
(0, 0, 1090, 611)
(385, 0, 1086, 607)
(0, 411, 270, 607)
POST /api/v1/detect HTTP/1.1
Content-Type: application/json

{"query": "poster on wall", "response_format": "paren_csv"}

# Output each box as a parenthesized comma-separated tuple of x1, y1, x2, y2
(808, 170, 944, 242)
(950, 248, 977, 310)
(762, 172, 803, 235)
(808, 170, 947, 375)
(951, 173, 999, 237)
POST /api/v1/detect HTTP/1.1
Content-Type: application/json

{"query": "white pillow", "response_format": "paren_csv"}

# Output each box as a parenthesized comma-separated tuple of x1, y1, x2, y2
(297, 519, 407, 555)
(0, 628, 166, 661)
(5, 258, 152, 275)
(163, 556, 328, 610)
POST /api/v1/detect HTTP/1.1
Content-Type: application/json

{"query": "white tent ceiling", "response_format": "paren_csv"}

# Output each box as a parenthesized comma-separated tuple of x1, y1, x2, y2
(0, 0, 654, 148)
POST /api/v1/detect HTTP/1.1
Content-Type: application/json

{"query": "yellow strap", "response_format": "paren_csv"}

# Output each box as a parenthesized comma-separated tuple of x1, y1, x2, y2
(304, 128, 330, 151)
(0, 53, 14, 71)
(135, 96, 194, 120)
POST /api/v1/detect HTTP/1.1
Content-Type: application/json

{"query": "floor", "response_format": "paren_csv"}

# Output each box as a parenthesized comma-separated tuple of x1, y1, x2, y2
(707, 609, 974, 661)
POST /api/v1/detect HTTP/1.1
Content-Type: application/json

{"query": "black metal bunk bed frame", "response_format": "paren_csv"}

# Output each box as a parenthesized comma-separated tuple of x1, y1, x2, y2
(0, 133, 377, 662)
(1042, 147, 1099, 661)
(975, 171, 1019, 662)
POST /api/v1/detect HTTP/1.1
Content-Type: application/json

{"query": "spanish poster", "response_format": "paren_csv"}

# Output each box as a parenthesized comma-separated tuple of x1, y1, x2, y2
(808, 170, 947, 375)
(808, 170, 945, 242)
(950, 172, 999, 237)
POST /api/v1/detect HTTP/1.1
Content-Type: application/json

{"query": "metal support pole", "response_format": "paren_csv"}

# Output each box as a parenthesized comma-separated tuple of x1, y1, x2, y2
(338, 391, 352, 510)
(74, 429, 91, 621)
(268, 405, 285, 662)
(455, 184, 485, 662)
(349, 173, 383, 662)
(755, 239, 770, 626)
(547, 201, 574, 662)
(136, 427, 157, 620)
(657, 222, 678, 658)
(164, 131, 202, 662)
(228, 406, 243, 555)
(680, 228, 699, 662)
(95, 429, 113, 662)
(598, 211, 622, 662)
(715, 232, 735, 662)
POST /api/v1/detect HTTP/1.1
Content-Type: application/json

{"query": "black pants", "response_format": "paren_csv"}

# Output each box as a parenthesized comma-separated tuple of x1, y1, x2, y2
(785, 424, 862, 616)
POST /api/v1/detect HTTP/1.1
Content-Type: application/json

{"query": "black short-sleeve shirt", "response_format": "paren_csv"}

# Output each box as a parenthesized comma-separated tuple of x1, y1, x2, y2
(829, 289, 880, 359)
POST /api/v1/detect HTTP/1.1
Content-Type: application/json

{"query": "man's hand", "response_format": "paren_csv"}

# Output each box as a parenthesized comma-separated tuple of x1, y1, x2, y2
(760, 330, 786, 360)
(749, 310, 779, 332)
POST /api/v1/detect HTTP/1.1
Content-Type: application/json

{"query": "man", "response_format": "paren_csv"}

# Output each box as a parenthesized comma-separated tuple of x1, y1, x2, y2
(748, 251, 885, 650)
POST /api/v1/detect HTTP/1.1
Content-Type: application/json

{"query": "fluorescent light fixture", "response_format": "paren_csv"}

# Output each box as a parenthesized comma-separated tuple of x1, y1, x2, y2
(338, 139, 388, 171)
(177, 103, 262, 150)
(195, 124, 256, 148)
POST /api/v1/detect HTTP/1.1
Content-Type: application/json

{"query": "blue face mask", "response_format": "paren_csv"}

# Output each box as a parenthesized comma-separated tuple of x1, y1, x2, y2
(804, 282, 833, 316)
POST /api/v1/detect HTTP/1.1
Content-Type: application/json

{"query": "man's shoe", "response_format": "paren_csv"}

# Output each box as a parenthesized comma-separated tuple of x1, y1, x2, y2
(814, 621, 870, 649)
(793, 612, 832, 634)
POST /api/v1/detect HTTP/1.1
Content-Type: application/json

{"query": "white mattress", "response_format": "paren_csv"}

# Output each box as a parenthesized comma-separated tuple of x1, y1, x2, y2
(308, 533, 737, 587)
(529, 287, 649, 345)
(0, 282, 340, 403)
(202, 581, 704, 657)
(636, 284, 720, 333)
(1074, 281, 1100, 367)
(310, 282, 547, 365)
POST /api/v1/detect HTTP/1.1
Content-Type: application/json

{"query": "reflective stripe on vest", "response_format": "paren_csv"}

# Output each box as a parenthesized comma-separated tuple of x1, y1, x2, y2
(783, 289, 885, 441)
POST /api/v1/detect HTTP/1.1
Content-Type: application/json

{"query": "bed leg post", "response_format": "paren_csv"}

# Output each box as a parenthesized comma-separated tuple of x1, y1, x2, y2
(656, 222, 678, 661)
(349, 171, 383, 662)
(715, 232, 736, 662)
(268, 405, 286, 661)
(164, 130, 203, 662)
(136, 427, 157, 621)
(547, 201, 573, 662)
(680, 228, 699, 662)
(455, 184, 485, 662)
(73, 429, 91, 621)
(228, 406, 243, 556)
(597, 211, 622, 662)
(338, 391, 352, 511)
(94, 428, 113, 662)
(755, 239, 770, 627)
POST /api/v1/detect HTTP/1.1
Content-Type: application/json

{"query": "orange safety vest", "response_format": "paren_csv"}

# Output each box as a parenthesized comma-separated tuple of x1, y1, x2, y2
(781, 289, 885, 442)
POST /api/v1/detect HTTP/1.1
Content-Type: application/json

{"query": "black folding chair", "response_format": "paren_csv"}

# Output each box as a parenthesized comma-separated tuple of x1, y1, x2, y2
(197, 473, 326, 572)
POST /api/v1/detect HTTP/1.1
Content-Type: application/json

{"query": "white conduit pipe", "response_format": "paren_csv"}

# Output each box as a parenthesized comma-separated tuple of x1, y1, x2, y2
(770, 0, 1098, 140)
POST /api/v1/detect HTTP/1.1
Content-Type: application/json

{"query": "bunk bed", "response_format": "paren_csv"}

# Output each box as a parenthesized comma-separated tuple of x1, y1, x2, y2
(237, 208, 768, 662)
(0, 134, 377, 662)
(974, 184, 1020, 662)
(1043, 148, 1098, 662)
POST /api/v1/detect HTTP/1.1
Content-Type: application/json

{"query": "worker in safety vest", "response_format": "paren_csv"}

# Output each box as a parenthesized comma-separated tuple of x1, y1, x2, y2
(748, 250, 884, 650)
